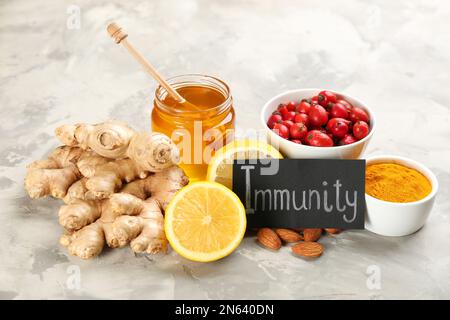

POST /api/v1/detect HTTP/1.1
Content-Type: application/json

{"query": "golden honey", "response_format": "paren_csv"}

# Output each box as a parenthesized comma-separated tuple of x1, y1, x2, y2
(151, 74, 235, 181)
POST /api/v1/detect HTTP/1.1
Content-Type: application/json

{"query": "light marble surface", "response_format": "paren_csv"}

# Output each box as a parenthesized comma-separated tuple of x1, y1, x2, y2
(0, 0, 449, 300)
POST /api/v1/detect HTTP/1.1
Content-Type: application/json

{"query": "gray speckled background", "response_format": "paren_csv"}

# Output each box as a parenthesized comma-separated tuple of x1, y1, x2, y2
(1, 0, 449, 300)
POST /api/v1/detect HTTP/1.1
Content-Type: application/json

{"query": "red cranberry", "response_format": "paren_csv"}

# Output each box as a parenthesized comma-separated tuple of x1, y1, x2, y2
(267, 113, 282, 129)
(349, 107, 370, 123)
(273, 123, 289, 139)
(352, 121, 370, 140)
(330, 103, 349, 119)
(339, 134, 357, 145)
(296, 101, 311, 114)
(294, 113, 309, 127)
(336, 99, 353, 111)
(286, 101, 297, 111)
(289, 122, 308, 140)
(305, 130, 334, 147)
(282, 111, 296, 121)
(282, 120, 294, 129)
(326, 118, 349, 139)
(308, 104, 328, 127)
(318, 90, 337, 107)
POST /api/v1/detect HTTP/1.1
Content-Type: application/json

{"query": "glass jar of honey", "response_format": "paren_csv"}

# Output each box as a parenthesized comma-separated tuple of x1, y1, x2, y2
(151, 74, 235, 181)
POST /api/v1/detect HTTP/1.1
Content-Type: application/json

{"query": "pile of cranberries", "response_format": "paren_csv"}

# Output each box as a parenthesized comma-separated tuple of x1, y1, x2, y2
(267, 90, 370, 147)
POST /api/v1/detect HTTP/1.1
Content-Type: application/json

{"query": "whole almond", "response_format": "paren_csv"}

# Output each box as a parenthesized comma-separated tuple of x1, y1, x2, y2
(275, 229, 303, 243)
(257, 228, 281, 250)
(303, 228, 322, 242)
(325, 228, 342, 234)
(291, 242, 324, 258)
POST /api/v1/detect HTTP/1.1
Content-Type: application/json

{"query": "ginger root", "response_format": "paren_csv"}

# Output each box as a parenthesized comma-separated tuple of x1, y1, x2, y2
(83, 158, 148, 200)
(76, 151, 111, 178)
(55, 120, 180, 172)
(108, 195, 166, 254)
(59, 166, 187, 231)
(59, 166, 188, 259)
(25, 121, 189, 260)
(60, 197, 165, 258)
(55, 120, 134, 157)
(25, 146, 84, 199)
(64, 178, 88, 203)
(60, 221, 105, 260)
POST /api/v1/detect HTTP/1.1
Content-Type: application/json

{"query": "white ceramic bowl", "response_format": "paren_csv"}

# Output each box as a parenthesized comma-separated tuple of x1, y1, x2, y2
(260, 89, 376, 159)
(365, 155, 438, 237)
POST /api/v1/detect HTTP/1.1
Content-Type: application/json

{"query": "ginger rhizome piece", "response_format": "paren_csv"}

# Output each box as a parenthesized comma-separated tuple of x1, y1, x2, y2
(55, 120, 180, 172)
(59, 166, 188, 259)
(25, 146, 84, 199)
(24, 121, 188, 260)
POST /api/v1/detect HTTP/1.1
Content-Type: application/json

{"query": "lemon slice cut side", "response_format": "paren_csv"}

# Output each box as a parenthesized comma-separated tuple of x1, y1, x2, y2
(164, 181, 247, 262)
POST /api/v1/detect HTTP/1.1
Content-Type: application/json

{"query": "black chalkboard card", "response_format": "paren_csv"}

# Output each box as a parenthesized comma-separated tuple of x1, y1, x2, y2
(232, 159, 366, 229)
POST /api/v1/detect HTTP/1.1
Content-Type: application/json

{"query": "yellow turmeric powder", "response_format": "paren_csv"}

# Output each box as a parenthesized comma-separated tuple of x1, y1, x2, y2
(366, 163, 432, 203)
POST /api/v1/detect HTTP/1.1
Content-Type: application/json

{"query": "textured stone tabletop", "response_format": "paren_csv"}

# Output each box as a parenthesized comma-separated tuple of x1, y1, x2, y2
(0, 0, 449, 299)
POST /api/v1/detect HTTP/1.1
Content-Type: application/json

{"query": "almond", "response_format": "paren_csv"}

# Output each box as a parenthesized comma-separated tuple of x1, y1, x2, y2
(257, 228, 281, 250)
(325, 228, 342, 234)
(291, 242, 324, 258)
(303, 228, 322, 242)
(275, 228, 303, 243)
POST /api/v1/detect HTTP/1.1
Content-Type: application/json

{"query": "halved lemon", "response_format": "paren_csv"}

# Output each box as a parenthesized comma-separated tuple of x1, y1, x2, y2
(206, 139, 283, 189)
(164, 181, 246, 262)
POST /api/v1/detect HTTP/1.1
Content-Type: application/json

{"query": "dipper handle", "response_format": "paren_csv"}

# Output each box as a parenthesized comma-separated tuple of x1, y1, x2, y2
(107, 22, 186, 103)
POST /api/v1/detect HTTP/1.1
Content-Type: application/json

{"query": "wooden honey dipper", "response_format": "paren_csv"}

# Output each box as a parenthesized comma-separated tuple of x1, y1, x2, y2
(107, 22, 197, 108)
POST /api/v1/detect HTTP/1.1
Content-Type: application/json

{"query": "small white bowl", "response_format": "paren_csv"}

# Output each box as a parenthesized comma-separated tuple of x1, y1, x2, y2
(260, 88, 375, 159)
(365, 155, 438, 237)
